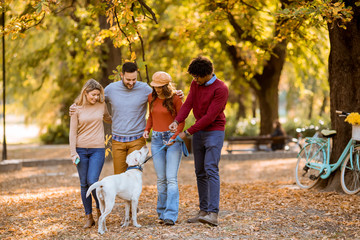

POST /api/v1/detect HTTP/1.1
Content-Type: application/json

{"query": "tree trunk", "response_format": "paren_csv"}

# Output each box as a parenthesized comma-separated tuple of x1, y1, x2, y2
(235, 97, 246, 120)
(252, 92, 257, 119)
(254, 40, 287, 135)
(322, 1, 360, 191)
(98, 15, 122, 88)
(98, 14, 123, 162)
(319, 94, 328, 117)
(308, 78, 316, 120)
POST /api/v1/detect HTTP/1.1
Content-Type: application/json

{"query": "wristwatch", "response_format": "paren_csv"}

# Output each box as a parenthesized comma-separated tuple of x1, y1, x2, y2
(184, 130, 191, 137)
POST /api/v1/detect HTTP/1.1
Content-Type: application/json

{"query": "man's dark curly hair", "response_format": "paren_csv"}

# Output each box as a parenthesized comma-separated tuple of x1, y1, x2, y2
(122, 62, 138, 74)
(187, 56, 213, 77)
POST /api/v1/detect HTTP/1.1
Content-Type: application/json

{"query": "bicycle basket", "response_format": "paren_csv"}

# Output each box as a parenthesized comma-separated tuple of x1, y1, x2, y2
(352, 125, 360, 141)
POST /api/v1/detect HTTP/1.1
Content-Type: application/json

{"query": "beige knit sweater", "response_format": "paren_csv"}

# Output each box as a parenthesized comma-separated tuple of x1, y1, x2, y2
(69, 102, 112, 158)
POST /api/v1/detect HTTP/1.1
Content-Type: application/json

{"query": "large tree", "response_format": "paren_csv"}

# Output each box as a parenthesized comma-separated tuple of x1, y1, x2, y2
(214, 0, 290, 135)
(156, 0, 327, 135)
(325, 1, 360, 190)
(279, 0, 359, 191)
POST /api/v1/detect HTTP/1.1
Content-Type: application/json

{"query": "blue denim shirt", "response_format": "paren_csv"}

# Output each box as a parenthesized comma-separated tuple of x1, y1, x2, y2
(204, 74, 217, 86)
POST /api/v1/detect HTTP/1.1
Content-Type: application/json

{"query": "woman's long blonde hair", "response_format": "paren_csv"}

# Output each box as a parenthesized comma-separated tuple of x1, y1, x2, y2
(75, 79, 105, 106)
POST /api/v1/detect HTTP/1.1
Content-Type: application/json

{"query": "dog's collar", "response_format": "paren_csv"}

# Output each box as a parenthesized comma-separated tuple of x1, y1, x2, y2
(126, 165, 143, 172)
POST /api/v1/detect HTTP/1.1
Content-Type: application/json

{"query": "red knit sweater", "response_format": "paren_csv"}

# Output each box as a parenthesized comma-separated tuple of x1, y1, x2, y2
(145, 94, 185, 138)
(175, 79, 228, 135)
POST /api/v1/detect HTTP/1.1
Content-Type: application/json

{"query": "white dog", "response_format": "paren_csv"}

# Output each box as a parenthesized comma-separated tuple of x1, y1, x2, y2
(86, 145, 149, 234)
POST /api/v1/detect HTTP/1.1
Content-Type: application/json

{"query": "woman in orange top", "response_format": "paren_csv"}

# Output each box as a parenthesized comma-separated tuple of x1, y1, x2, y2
(143, 72, 184, 225)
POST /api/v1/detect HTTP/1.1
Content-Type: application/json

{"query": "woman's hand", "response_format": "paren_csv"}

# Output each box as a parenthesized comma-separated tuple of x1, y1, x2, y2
(71, 155, 80, 165)
(143, 130, 149, 139)
(165, 138, 176, 146)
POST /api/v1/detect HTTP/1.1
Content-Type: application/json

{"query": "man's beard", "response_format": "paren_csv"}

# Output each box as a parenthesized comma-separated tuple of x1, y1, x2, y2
(123, 81, 134, 90)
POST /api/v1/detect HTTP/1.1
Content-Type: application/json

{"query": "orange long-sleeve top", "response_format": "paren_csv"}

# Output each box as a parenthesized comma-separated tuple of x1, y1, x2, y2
(145, 94, 185, 139)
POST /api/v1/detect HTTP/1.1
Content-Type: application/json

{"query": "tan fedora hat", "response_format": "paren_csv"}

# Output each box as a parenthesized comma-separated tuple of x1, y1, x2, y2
(150, 71, 172, 87)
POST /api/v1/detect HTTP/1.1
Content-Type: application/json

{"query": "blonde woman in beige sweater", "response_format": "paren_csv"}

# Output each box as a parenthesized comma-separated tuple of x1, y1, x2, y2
(69, 79, 112, 228)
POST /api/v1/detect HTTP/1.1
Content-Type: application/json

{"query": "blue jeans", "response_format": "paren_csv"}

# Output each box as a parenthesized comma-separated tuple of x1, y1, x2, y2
(76, 148, 105, 215)
(151, 131, 182, 222)
(192, 131, 224, 213)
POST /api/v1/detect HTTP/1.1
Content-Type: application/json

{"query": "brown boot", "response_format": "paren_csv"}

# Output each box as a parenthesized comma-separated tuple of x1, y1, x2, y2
(83, 214, 95, 228)
(187, 210, 207, 223)
(96, 208, 101, 222)
(199, 212, 218, 226)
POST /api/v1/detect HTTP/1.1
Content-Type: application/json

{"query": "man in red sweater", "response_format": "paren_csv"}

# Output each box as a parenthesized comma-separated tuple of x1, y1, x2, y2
(169, 56, 228, 226)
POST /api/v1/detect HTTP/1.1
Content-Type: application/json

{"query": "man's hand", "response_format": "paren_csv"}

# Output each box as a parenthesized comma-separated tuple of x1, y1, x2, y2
(169, 121, 178, 133)
(178, 132, 186, 140)
(69, 103, 77, 116)
(143, 130, 149, 139)
(175, 90, 184, 99)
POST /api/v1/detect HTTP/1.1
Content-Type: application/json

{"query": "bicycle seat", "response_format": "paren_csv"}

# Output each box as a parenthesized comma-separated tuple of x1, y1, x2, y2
(321, 129, 337, 138)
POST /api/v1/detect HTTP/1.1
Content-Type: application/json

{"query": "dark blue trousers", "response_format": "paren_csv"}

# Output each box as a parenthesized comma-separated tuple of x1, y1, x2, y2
(192, 130, 224, 213)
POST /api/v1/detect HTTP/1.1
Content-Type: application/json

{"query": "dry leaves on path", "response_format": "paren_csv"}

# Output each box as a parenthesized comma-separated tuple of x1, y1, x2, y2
(1, 158, 360, 239)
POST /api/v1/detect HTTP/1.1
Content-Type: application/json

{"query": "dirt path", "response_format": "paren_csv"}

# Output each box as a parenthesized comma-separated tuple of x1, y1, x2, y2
(1, 151, 360, 239)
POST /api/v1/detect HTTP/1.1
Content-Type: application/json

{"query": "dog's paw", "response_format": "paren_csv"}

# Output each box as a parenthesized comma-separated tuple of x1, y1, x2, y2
(98, 230, 105, 235)
(134, 223, 141, 228)
(121, 222, 129, 227)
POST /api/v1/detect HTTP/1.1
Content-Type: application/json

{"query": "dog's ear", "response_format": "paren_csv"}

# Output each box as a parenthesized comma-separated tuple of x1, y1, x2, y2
(133, 152, 141, 165)
(126, 150, 141, 166)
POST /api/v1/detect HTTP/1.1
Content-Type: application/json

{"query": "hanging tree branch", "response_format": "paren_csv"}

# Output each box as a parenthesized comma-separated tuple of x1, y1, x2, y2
(131, 3, 150, 83)
(138, 0, 158, 24)
(111, 0, 158, 82)
(113, 8, 133, 53)
(113, 6, 144, 81)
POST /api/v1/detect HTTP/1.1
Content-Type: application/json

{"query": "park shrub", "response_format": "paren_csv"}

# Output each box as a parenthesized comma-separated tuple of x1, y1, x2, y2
(225, 117, 260, 138)
(283, 116, 330, 138)
(40, 123, 69, 144)
(225, 116, 330, 139)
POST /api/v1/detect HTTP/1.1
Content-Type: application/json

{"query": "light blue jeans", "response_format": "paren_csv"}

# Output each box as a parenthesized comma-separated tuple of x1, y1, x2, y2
(151, 130, 182, 222)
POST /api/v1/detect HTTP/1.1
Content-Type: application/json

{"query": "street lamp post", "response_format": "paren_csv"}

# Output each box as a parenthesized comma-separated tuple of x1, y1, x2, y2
(2, 4, 7, 160)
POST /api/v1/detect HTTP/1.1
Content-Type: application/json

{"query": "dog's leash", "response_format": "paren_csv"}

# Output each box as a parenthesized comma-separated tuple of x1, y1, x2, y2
(142, 145, 166, 164)
(142, 136, 189, 165)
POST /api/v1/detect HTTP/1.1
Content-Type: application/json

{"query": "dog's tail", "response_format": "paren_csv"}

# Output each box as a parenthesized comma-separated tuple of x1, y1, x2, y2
(86, 181, 103, 198)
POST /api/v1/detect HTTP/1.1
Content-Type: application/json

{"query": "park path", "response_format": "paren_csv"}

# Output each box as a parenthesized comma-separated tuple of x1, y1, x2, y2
(1, 147, 360, 239)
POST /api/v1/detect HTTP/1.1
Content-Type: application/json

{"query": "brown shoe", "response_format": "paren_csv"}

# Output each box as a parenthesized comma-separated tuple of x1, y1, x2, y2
(199, 212, 218, 226)
(83, 213, 95, 228)
(187, 210, 207, 223)
(96, 208, 101, 222)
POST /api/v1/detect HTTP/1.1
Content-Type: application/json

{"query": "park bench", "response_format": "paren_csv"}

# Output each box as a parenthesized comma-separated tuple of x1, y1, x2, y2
(226, 135, 292, 153)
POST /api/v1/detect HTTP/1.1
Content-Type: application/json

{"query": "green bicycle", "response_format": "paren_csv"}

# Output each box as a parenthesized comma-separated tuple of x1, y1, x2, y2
(295, 110, 360, 194)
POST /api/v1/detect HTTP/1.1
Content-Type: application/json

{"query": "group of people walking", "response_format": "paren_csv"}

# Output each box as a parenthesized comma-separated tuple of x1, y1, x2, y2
(69, 56, 229, 228)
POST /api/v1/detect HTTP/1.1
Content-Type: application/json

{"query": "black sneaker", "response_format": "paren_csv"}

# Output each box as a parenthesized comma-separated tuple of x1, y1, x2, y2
(164, 219, 175, 225)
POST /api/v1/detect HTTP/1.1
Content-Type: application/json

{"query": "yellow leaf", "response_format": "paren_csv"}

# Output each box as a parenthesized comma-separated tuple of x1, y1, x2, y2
(131, 51, 137, 61)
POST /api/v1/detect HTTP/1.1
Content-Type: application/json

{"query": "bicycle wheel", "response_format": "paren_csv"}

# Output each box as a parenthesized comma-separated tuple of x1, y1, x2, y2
(295, 142, 326, 189)
(341, 151, 360, 194)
